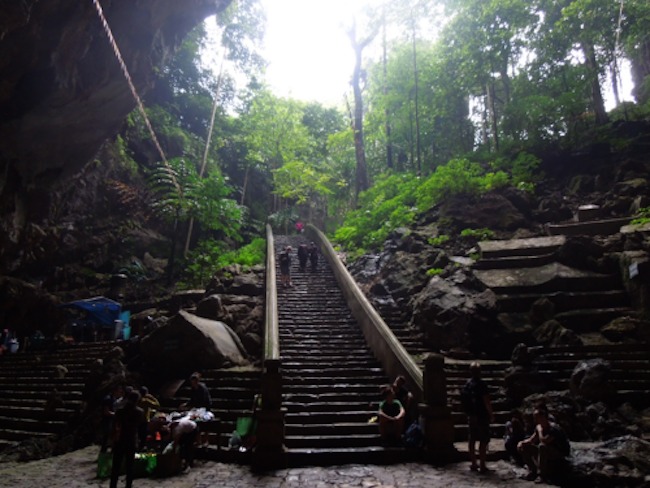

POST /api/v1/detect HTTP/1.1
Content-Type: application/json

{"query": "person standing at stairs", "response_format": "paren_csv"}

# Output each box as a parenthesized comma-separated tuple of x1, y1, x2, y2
(297, 243, 309, 271)
(279, 246, 293, 287)
(100, 384, 124, 452)
(462, 361, 494, 474)
(110, 390, 145, 488)
(308, 242, 318, 271)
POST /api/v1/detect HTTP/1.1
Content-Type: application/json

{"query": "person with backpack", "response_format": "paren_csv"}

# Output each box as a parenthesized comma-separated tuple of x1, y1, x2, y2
(297, 243, 309, 271)
(461, 361, 494, 473)
(518, 407, 570, 484)
(307, 242, 318, 271)
(278, 246, 293, 288)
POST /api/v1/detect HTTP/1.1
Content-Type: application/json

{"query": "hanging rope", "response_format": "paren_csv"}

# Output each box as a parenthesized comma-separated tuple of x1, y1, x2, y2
(91, 0, 180, 192)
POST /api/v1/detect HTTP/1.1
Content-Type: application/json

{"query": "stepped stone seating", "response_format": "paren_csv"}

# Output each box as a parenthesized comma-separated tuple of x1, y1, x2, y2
(0, 341, 118, 451)
(529, 343, 650, 408)
(475, 233, 634, 342)
(157, 367, 261, 456)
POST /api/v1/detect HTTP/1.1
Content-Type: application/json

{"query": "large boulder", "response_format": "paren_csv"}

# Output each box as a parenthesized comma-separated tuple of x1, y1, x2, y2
(438, 192, 528, 231)
(533, 319, 583, 347)
(570, 358, 612, 402)
(568, 436, 650, 487)
(410, 269, 498, 355)
(140, 310, 248, 375)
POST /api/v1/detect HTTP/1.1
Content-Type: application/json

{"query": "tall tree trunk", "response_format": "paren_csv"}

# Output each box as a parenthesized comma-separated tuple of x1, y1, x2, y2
(347, 22, 377, 201)
(382, 8, 393, 170)
(240, 165, 250, 206)
(411, 25, 422, 176)
(629, 37, 650, 105)
(581, 41, 609, 125)
(486, 81, 499, 151)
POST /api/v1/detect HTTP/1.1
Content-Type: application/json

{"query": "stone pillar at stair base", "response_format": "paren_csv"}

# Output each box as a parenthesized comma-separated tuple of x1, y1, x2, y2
(253, 360, 286, 469)
(252, 409, 287, 470)
(421, 353, 456, 462)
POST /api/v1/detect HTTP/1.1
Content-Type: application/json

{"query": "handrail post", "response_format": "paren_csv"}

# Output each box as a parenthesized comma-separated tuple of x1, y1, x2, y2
(253, 225, 285, 468)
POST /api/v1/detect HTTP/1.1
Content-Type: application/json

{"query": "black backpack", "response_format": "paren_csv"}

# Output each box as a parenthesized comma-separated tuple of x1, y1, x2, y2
(279, 252, 289, 265)
(460, 379, 479, 415)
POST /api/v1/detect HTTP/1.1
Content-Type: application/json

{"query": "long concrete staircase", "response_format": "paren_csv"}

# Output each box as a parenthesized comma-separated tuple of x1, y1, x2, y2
(275, 235, 403, 466)
(0, 341, 117, 452)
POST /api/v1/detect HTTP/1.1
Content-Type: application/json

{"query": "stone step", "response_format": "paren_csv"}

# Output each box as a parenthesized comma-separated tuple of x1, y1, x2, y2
(283, 392, 382, 403)
(285, 422, 376, 436)
(474, 263, 619, 294)
(283, 368, 385, 377)
(0, 382, 84, 392)
(0, 405, 77, 421)
(555, 307, 637, 331)
(496, 290, 629, 313)
(532, 343, 649, 356)
(0, 415, 68, 434)
(284, 401, 376, 413)
(478, 236, 566, 259)
(546, 217, 632, 236)
(282, 359, 381, 368)
(0, 389, 82, 400)
(285, 434, 381, 449)
(0, 428, 57, 442)
(474, 252, 557, 270)
(533, 359, 649, 371)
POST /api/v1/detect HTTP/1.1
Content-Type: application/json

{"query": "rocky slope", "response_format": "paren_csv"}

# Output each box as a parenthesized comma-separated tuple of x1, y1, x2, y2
(0, 0, 232, 273)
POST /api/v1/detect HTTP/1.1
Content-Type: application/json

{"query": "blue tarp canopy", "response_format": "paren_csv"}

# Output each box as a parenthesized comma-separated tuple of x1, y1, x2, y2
(62, 296, 122, 326)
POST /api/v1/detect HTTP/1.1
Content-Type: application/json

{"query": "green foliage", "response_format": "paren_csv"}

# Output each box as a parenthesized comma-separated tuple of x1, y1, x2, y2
(631, 207, 650, 226)
(334, 173, 419, 250)
(426, 267, 444, 277)
(415, 159, 484, 211)
(147, 158, 242, 238)
(428, 235, 450, 247)
(181, 237, 265, 288)
(483, 151, 542, 194)
(268, 207, 299, 234)
(460, 227, 495, 241)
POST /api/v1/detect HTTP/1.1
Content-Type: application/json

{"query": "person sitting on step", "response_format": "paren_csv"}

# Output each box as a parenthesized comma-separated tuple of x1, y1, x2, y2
(518, 406, 570, 484)
(377, 385, 405, 445)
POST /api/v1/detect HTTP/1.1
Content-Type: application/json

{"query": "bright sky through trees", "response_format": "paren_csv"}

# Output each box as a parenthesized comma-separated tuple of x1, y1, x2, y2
(259, 0, 381, 106)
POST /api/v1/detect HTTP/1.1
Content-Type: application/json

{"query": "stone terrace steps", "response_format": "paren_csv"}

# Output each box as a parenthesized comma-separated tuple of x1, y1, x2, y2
(530, 343, 650, 408)
(475, 235, 634, 340)
(0, 341, 118, 450)
(158, 367, 261, 448)
(274, 235, 409, 466)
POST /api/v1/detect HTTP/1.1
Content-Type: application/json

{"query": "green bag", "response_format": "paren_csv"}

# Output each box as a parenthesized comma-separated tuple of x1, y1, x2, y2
(235, 416, 254, 437)
(96, 451, 112, 479)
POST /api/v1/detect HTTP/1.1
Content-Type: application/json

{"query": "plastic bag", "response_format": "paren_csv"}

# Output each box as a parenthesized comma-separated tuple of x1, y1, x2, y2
(236, 416, 254, 437)
(96, 451, 112, 479)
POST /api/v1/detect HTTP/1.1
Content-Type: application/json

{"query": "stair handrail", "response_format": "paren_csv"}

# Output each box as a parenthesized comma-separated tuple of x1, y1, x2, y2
(306, 224, 423, 400)
(264, 223, 279, 363)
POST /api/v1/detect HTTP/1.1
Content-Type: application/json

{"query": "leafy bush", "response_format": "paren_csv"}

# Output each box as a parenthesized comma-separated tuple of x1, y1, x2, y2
(460, 227, 495, 241)
(426, 267, 444, 277)
(334, 173, 418, 250)
(631, 206, 650, 226)
(181, 237, 266, 288)
(428, 235, 450, 247)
